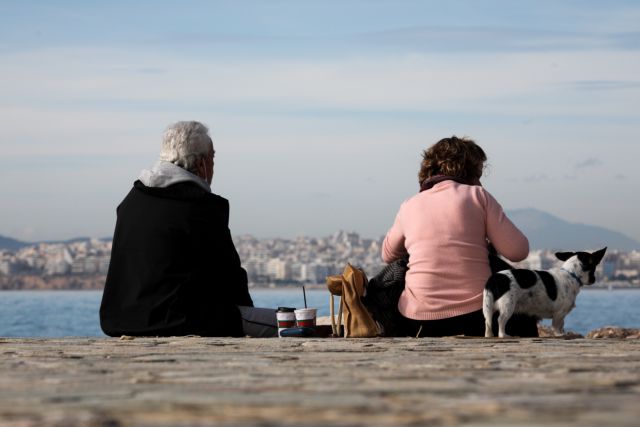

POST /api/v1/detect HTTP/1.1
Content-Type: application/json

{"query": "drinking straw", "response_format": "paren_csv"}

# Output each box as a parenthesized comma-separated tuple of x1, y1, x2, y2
(302, 285, 307, 308)
(330, 294, 336, 335)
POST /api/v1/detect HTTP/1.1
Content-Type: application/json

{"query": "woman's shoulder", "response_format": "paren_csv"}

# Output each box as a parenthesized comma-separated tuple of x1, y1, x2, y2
(440, 183, 506, 213)
(401, 182, 499, 206)
(430, 180, 495, 199)
(399, 191, 425, 208)
(456, 183, 498, 203)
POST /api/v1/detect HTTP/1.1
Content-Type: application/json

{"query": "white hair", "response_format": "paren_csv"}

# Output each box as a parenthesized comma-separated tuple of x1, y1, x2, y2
(160, 121, 212, 173)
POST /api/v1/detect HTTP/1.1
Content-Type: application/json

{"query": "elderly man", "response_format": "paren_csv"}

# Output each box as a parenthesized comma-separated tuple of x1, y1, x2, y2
(100, 121, 277, 337)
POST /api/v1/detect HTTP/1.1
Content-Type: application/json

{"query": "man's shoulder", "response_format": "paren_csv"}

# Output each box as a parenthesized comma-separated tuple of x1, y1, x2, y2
(126, 181, 231, 223)
(131, 180, 225, 203)
(208, 191, 229, 205)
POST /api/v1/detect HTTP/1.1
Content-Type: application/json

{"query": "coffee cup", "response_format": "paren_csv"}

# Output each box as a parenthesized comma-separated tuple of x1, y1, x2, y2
(276, 307, 296, 337)
(294, 308, 317, 328)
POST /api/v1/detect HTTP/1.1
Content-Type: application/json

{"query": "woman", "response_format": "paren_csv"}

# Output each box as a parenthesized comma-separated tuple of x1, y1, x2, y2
(382, 136, 535, 337)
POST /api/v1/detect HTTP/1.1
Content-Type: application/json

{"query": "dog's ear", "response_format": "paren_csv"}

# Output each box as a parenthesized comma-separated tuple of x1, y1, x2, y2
(555, 251, 576, 261)
(591, 247, 607, 265)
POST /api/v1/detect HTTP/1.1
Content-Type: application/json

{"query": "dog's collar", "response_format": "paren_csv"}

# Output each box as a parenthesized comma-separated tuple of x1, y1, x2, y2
(561, 268, 584, 287)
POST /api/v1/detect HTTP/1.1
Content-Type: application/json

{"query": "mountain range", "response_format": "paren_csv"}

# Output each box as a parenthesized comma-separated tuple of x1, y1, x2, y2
(505, 208, 639, 251)
(1, 208, 639, 251)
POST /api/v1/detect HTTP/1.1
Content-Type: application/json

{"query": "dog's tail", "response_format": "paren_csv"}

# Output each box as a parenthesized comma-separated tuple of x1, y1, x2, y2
(488, 243, 514, 273)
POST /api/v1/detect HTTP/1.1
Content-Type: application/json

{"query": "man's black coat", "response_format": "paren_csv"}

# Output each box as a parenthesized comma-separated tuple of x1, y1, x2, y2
(100, 180, 253, 337)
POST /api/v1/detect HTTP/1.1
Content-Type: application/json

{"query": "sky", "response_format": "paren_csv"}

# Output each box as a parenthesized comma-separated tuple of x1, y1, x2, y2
(1, 0, 639, 242)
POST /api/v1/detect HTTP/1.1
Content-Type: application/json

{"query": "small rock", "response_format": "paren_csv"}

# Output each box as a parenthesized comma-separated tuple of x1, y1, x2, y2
(537, 324, 583, 338)
(586, 327, 640, 339)
(119, 335, 135, 341)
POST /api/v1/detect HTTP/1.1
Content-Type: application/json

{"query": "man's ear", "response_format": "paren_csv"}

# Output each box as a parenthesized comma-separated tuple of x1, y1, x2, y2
(196, 157, 206, 179)
(555, 252, 576, 261)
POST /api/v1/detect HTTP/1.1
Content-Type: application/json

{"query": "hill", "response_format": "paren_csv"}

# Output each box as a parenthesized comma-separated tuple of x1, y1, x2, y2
(0, 235, 30, 251)
(0, 235, 113, 251)
(506, 208, 640, 251)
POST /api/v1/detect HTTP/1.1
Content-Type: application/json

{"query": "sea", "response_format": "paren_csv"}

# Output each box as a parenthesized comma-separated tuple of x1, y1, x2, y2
(1, 289, 639, 337)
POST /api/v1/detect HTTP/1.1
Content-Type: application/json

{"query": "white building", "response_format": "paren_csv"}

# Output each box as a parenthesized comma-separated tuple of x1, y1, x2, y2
(266, 258, 291, 281)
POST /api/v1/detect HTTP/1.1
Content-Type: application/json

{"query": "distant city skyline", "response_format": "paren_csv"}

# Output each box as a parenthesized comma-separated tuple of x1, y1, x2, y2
(2, 206, 639, 253)
(1, 1, 639, 242)
(3, 229, 639, 290)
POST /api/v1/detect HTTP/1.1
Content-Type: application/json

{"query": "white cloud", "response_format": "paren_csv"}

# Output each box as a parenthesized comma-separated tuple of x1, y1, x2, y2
(0, 106, 167, 157)
(355, 25, 639, 52)
(2, 44, 640, 241)
(576, 158, 604, 169)
(1, 47, 639, 117)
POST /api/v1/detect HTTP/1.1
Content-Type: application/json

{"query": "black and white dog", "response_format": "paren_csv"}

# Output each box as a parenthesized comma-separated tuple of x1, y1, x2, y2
(483, 247, 607, 338)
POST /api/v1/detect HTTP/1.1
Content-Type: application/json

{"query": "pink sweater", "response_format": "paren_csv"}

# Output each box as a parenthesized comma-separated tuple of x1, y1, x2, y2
(382, 181, 529, 320)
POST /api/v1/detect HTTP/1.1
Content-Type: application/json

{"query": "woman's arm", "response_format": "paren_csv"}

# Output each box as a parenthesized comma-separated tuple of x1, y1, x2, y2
(483, 190, 529, 262)
(382, 208, 408, 263)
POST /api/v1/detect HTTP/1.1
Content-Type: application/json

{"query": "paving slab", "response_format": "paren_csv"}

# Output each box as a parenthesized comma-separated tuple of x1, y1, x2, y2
(0, 336, 639, 426)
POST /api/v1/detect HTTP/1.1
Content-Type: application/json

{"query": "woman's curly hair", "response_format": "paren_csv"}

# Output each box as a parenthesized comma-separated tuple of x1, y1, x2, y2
(418, 136, 487, 185)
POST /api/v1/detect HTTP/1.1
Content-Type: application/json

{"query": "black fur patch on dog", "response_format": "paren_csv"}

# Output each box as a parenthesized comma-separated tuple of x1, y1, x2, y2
(577, 253, 596, 283)
(485, 273, 511, 300)
(511, 269, 538, 288)
(536, 270, 558, 301)
(489, 253, 513, 273)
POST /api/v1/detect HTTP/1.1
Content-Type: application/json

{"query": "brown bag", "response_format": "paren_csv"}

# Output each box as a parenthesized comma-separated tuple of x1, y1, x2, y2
(326, 263, 379, 338)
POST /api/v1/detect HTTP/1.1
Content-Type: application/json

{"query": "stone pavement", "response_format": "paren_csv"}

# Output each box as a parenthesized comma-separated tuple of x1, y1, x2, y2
(1, 336, 639, 426)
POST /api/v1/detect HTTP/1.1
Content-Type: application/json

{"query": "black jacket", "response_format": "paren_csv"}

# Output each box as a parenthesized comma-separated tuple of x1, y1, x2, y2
(100, 180, 253, 337)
